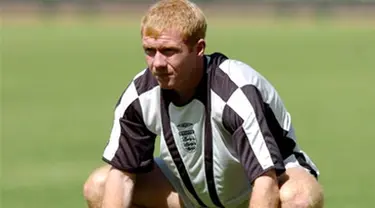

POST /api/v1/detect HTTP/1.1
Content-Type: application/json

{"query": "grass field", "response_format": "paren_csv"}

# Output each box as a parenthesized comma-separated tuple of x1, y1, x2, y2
(2, 13, 375, 208)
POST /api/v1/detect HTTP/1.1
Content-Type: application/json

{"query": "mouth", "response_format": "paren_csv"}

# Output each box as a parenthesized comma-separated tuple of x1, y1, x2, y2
(155, 73, 172, 77)
(155, 74, 172, 84)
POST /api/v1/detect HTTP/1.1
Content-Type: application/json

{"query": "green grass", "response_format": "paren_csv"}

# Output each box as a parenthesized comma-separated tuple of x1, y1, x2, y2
(2, 17, 375, 208)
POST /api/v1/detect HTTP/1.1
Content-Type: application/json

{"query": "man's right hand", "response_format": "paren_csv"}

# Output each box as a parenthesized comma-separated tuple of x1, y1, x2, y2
(101, 167, 136, 208)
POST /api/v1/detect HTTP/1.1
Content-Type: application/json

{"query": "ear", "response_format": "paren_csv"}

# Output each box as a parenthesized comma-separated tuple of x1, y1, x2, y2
(196, 39, 206, 56)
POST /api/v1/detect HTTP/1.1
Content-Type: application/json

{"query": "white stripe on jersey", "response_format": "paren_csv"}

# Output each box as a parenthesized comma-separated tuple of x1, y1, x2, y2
(218, 58, 319, 176)
(226, 87, 274, 170)
(134, 68, 148, 79)
(138, 86, 162, 135)
(211, 90, 251, 206)
(219, 59, 293, 136)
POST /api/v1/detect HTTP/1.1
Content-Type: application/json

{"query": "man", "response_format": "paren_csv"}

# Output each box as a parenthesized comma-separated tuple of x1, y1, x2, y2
(83, 0, 324, 207)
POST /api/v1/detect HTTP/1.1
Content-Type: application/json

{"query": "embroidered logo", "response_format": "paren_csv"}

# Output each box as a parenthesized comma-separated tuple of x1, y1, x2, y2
(177, 123, 197, 153)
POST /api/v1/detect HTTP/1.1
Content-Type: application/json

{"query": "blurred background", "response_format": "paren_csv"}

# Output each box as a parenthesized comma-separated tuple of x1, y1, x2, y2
(2, 0, 375, 207)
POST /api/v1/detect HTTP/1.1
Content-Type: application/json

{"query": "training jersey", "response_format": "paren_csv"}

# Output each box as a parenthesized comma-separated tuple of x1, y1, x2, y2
(102, 52, 319, 208)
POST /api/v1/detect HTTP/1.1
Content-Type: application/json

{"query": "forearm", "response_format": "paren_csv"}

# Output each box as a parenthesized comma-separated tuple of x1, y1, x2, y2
(101, 168, 136, 208)
(249, 185, 279, 208)
(249, 171, 280, 208)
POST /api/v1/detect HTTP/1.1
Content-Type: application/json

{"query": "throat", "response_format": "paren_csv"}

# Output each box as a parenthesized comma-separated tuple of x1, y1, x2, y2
(172, 89, 197, 107)
(171, 57, 206, 106)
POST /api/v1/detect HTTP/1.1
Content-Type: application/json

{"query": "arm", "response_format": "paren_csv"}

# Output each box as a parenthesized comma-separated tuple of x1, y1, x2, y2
(101, 167, 136, 208)
(249, 169, 280, 208)
(223, 84, 287, 207)
(101, 81, 157, 206)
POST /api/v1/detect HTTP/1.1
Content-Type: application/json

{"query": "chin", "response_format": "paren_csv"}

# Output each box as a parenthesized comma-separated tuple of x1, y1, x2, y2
(158, 81, 176, 90)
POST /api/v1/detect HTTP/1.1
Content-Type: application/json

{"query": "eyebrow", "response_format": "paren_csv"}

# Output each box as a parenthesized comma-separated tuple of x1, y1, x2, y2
(159, 45, 181, 50)
(142, 44, 152, 48)
(142, 44, 181, 50)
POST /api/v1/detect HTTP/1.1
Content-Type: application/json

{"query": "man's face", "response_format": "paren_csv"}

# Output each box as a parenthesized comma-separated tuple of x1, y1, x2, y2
(142, 30, 201, 90)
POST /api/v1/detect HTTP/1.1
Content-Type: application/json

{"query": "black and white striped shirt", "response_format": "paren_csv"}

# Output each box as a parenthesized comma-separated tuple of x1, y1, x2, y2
(103, 52, 319, 208)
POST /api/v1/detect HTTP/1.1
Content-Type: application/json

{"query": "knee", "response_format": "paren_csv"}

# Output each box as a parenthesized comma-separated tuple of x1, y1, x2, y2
(83, 165, 111, 202)
(279, 180, 324, 208)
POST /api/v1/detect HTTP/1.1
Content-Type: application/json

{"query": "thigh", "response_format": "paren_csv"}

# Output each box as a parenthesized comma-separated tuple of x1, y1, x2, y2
(133, 162, 184, 208)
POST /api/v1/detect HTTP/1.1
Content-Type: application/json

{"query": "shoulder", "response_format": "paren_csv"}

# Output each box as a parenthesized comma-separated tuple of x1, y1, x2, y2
(217, 58, 266, 87)
(207, 52, 267, 86)
(132, 68, 159, 95)
(209, 53, 275, 101)
(115, 68, 159, 109)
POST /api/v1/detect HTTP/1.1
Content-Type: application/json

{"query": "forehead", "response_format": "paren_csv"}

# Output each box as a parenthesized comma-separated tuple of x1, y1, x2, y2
(142, 29, 185, 48)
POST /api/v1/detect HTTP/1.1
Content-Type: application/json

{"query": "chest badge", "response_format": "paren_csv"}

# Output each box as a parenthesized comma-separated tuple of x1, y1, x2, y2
(177, 123, 197, 153)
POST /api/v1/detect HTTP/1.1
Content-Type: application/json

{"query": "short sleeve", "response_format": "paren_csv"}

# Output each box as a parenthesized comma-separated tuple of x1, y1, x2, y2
(102, 81, 156, 173)
(223, 85, 286, 184)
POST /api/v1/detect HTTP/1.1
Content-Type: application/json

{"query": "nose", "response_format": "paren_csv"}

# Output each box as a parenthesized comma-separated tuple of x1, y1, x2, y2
(153, 51, 167, 69)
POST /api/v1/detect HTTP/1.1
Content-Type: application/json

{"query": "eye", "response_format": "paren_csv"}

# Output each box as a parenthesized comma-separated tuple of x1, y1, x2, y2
(144, 47, 156, 56)
(161, 48, 179, 57)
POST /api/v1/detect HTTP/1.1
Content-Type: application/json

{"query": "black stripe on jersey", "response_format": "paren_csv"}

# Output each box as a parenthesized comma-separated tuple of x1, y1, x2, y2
(134, 69, 159, 95)
(115, 69, 158, 108)
(262, 102, 296, 159)
(222, 105, 244, 134)
(160, 90, 208, 208)
(222, 104, 277, 183)
(205, 61, 225, 208)
(103, 98, 156, 173)
(222, 95, 287, 183)
(207, 52, 229, 72)
(211, 68, 238, 102)
(209, 52, 236, 103)
(240, 84, 286, 176)
(241, 85, 318, 178)
(159, 54, 228, 208)
(294, 152, 318, 178)
(232, 127, 267, 183)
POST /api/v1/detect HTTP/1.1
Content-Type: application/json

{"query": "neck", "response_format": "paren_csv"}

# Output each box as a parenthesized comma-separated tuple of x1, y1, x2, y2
(173, 57, 205, 106)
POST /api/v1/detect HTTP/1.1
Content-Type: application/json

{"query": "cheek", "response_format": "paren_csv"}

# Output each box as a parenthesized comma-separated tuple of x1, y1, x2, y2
(145, 56, 154, 67)
(169, 55, 191, 74)
(180, 57, 194, 75)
